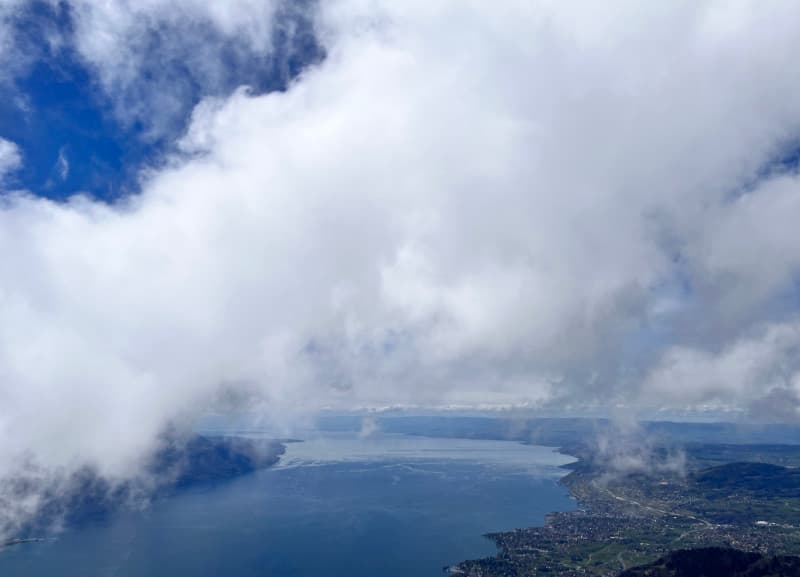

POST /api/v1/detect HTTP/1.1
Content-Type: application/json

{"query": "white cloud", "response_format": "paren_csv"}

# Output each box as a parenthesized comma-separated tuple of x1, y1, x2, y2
(55, 148, 69, 181)
(689, 174, 800, 324)
(2, 0, 800, 533)
(642, 323, 800, 421)
(0, 1, 26, 85)
(65, 0, 297, 138)
(0, 136, 20, 179)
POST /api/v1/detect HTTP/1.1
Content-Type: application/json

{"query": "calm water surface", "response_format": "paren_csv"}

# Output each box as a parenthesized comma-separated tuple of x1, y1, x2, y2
(0, 434, 576, 576)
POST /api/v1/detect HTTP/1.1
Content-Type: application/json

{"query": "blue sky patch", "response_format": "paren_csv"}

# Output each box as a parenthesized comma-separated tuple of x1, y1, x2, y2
(0, 0, 323, 202)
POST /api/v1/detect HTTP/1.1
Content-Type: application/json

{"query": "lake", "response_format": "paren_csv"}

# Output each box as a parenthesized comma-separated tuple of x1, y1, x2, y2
(0, 433, 576, 576)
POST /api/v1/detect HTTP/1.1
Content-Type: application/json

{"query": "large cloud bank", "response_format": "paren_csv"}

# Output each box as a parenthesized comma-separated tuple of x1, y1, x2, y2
(2, 0, 800, 533)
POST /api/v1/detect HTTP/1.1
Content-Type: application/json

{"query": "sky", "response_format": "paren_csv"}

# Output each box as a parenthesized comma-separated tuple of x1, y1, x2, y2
(2, 0, 800, 534)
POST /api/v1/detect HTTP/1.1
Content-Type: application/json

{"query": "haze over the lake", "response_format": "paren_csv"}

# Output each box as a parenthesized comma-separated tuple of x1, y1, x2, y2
(0, 434, 576, 576)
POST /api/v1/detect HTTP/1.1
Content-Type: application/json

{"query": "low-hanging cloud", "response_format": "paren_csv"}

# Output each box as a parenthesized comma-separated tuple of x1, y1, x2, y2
(643, 322, 800, 421)
(593, 420, 688, 485)
(2, 0, 800, 535)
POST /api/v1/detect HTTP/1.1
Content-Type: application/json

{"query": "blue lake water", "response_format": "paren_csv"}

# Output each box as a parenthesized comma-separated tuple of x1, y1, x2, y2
(0, 434, 576, 576)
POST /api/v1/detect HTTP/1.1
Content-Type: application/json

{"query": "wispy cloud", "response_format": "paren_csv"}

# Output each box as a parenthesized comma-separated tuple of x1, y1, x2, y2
(55, 148, 69, 181)
(0, 136, 20, 180)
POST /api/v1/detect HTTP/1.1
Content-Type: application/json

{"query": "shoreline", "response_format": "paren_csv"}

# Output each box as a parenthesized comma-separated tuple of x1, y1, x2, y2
(446, 444, 584, 575)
